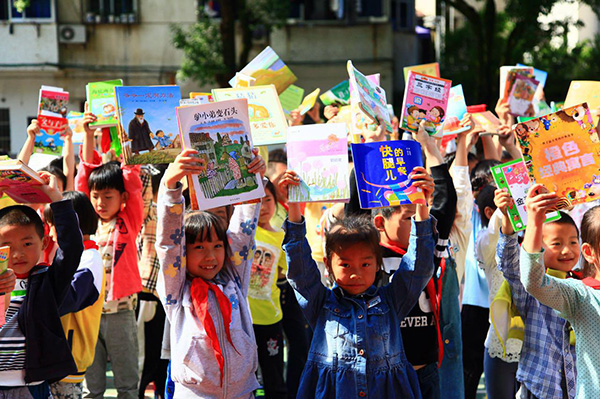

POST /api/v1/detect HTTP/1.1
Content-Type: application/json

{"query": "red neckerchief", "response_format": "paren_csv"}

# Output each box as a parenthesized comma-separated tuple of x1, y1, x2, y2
(568, 270, 600, 289)
(190, 278, 239, 385)
(379, 241, 407, 256)
(83, 240, 99, 251)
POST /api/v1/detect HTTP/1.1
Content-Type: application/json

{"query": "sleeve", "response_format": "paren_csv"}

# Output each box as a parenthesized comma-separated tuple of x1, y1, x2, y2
(381, 217, 436, 318)
(476, 209, 503, 272)
(74, 148, 103, 197)
(283, 218, 328, 327)
(448, 164, 473, 282)
(430, 163, 457, 241)
(122, 164, 144, 238)
(225, 201, 261, 298)
(277, 233, 288, 274)
(496, 232, 530, 315)
(48, 199, 85, 305)
(58, 250, 104, 316)
(139, 167, 154, 226)
(155, 182, 186, 319)
(519, 248, 586, 318)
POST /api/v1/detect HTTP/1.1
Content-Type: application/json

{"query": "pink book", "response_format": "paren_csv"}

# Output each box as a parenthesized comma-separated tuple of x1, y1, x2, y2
(507, 75, 539, 117)
(400, 71, 452, 136)
(37, 85, 69, 134)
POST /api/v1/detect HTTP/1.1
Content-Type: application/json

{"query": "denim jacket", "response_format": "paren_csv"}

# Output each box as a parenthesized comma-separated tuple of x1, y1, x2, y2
(283, 216, 436, 399)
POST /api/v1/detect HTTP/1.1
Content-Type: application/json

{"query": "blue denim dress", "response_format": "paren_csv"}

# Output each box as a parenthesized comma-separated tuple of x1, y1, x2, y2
(283, 217, 436, 399)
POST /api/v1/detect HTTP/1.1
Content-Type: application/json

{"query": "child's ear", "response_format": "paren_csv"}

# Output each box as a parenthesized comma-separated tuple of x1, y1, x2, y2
(121, 191, 129, 204)
(41, 235, 50, 251)
(484, 206, 495, 221)
(582, 243, 596, 264)
(373, 214, 386, 232)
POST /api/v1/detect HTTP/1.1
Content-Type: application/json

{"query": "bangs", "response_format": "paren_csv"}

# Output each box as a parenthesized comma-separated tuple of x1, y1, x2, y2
(88, 161, 125, 193)
(185, 211, 229, 249)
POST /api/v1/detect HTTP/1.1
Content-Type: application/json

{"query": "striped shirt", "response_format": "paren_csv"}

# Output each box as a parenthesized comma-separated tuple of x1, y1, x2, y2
(0, 278, 30, 386)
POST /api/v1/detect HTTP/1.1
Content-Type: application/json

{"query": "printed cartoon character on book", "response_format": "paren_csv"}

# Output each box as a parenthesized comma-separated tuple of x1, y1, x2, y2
(404, 103, 445, 134)
(249, 244, 280, 301)
(127, 108, 154, 155)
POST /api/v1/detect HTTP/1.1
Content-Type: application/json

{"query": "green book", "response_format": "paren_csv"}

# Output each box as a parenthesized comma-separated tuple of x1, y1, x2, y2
(278, 84, 304, 115)
(86, 79, 123, 128)
(320, 80, 350, 106)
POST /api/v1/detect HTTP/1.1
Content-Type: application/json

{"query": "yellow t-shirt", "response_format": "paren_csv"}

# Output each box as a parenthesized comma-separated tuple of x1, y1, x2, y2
(248, 226, 287, 325)
(304, 202, 333, 263)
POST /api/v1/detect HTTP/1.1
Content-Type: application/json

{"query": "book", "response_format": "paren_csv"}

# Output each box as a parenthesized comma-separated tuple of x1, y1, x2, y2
(114, 86, 182, 165)
(499, 66, 533, 99)
(350, 141, 426, 209)
(176, 98, 265, 210)
(347, 61, 392, 133)
(298, 88, 320, 115)
(471, 111, 501, 134)
(0, 160, 52, 203)
(38, 85, 68, 135)
(507, 74, 539, 117)
(179, 98, 206, 106)
(320, 80, 350, 106)
(564, 81, 600, 126)
(441, 85, 470, 135)
(403, 62, 440, 82)
(287, 123, 350, 203)
(86, 79, 122, 128)
(67, 111, 86, 144)
(0, 245, 8, 325)
(34, 126, 64, 156)
(400, 71, 452, 136)
(515, 102, 600, 209)
(278, 84, 305, 115)
(212, 85, 288, 146)
(491, 158, 560, 231)
(517, 64, 547, 98)
(189, 92, 214, 103)
(228, 46, 297, 94)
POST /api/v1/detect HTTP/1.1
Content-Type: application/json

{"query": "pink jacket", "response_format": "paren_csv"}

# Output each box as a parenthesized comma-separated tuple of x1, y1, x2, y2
(75, 150, 143, 300)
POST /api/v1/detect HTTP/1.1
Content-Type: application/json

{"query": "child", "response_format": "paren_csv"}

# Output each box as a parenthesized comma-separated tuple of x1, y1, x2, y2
(0, 177, 84, 397)
(280, 169, 436, 398)
(44, 191, 105, 399)
(76, 110, 144, 399)
(495, 186, 578, 399)
(520, 186, 600, 398)
(156, 148, 266, 398)
(249, 179, 288, 398)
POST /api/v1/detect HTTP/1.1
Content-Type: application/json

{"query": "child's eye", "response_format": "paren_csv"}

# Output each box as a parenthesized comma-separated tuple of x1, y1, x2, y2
(362, 263, 371, 267)
(214, 244, 223, 248)
(341, 263, 350, 268)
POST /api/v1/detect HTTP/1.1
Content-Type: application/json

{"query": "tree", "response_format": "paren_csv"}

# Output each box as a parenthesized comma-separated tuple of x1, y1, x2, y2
(172, 0, 289, 88)
(441, 0, 600, 107)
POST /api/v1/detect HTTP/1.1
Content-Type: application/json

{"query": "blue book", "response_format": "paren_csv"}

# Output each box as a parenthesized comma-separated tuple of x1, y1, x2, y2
(351, 141, 426, 209)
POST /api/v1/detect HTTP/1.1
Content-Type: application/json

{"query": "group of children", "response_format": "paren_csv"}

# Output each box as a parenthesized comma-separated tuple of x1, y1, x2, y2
(1, 84, 600, 399)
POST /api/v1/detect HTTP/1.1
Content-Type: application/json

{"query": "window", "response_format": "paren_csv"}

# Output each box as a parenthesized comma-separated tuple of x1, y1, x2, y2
(85, 0, 138, 24)
(7, 0, 54, 22)
(391, 0, 415, 31)
(0, 110, 10, 155)
(289, 0, 386, 23)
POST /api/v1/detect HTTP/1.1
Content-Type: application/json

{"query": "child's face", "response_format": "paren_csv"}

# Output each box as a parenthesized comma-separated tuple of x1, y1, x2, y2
(326, 242, 378, 295)
(410, 109, 419, 118)
(90, 188, 127, 222)
(0, 224, 47, 275)
(259, 189, 276, 225)
(376, 205, 416, 249)
(542, 223, 580, 272)
(186, 227, 225, 280)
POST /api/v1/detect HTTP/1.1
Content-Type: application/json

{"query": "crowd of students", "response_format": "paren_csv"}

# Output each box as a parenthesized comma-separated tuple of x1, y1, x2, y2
(0, 84, 600, 399)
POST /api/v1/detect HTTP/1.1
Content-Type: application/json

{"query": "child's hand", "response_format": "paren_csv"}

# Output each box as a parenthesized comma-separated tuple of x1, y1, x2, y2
(0, 269, 15, 295)
(163, 149, 205, 189)
(525, 184, 559, 227)
(494, 188, 513, 216)
(362, 121, 386, 143)
(83, 112, 98, 135)
(39, 172, 64, 201)
(62, 124, 73, 141)
(324, 105, 339, 121)
(413, 119, 435, 147)
(497, 124, 515, 147)
(247, 148, 266, 177)
(495, 98, 510, 125)
(278, 170, 302, 223)
(410, 166, 435, 203)
(289, 109, 303, 126)
(26, 119, 40, 138)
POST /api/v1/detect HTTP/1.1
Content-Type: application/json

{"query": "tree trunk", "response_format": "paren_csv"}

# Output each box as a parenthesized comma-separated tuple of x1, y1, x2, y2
(220, 0, 237, 86)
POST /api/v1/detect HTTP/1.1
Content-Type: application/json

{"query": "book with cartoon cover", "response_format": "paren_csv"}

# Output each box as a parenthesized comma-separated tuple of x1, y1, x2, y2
(441, 85, 470, 135)
(0, 160, 52, 203)
(403, 62, 440, 82)
(507, 74, 539, 117)
(347, 61, 392, 133)
(564, 81, 600, 126)
(228, 46, 297, 94)
(86, 79, 122, 128)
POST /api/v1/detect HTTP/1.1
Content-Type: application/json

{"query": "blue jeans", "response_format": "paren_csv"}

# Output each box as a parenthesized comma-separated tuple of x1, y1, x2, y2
(438, 259, 465, 399)
(484, 351, 519, 399)
(417, 363, 440, 399)
(165, 362, 174, 399)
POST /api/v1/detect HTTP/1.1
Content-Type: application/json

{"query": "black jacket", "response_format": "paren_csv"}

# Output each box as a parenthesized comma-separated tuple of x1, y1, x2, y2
(17, 200, 84, 383)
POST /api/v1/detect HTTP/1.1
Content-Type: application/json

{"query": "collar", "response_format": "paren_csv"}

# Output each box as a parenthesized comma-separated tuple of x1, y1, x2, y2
(84, 240, 99, 251)
(546, 268, 568, 279)
(380, 241, 407, 256)
(332, 283, 379, 299)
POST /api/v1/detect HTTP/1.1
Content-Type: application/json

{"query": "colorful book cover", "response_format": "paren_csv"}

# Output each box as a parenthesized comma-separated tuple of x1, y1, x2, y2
(0, 160, 52, 203)
(564, 81, 600, 126)
(279, 84, 305, 115)
(86, 79, 122, 128)
(189, 92, 214, 103)
(491, 158, 560, 231)
(320, 80, 350, 106)
(347, 61, 392, 133)
(212, 85, 288, 146)
(67, 111, 85, 144)
(517, 64, 547, 98)
(38, 85, 68, 136)
(176, 98, 265, 210)
(499, 66, 533, 99)
(228, 46, 297, 95)
(515, 102, 600, 209)
(471, 111, 501, 134)
(298, 88, 320, 115)
(507, 75, 539, 117)
(287, 123, 350, 203)
(114, 86, 182, 165)
(0, 245, 7, 325)
(351, 141, 426, 209)
(34, 127, 64, 156)
(400, 71, 452, 136)
(403, 62, 440, 82)
(441, 85, 470, 135)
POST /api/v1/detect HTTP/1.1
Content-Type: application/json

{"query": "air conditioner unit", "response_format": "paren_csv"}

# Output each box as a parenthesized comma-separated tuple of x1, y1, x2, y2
(58, 25, 87, 44)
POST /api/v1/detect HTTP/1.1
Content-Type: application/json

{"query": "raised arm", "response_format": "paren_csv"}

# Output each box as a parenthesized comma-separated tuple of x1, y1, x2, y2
(62, 125, 75, 191)
(18, 119, 39, 166)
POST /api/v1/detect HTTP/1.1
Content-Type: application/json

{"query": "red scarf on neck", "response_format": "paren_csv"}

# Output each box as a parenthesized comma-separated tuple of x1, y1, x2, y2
(190, 278, 238, 385)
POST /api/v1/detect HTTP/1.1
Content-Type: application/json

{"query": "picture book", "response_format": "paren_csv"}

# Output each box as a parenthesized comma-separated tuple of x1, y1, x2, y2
(67, 111, 85, 144)
(403, 62, 440, 82)
(287, 123, 350, 203)
(517, 64, 547, 98)
(228, 46, 297, 94)
(176, 98, 265, 210)
(471, 111, 501, 134)
(400, 71, 452, 136)
(515, 102, 600, 209)
(564, 81, 600, 126)
(86, 79, 122, 128)
(279, 84, 305, 114)
(0, 245, 8, 325)
(298, 88, 320, 115)
(0, 159, 52, 203)
(190, 92, 214, 103)
(491, 158, 560, 231)
(441, 85, 470, 135)
(347, 61, 392, 133)
(500, 66, 533, 100)
(212, 85, 288, 146)
(114, 85, 182, 165)
(179, 98, 206, 106)
(507, 75, 539, 117)
(351, 140, 426, 209)
(320, 80, 350, 106)
(233, 72, 257, 88)
(38, 85, 68, 135)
